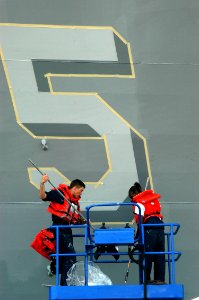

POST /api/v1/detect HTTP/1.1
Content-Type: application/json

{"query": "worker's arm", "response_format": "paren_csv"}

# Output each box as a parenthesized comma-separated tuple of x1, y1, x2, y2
(39, 174, 49, 200)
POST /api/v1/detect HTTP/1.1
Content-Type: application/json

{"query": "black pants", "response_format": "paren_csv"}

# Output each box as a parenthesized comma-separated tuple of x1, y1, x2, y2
(54, 227, 76, 286)
(144, 217, 165, 282)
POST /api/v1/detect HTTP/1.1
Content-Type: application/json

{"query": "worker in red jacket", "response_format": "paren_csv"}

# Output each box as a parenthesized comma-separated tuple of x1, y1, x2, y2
(128, 182, 165, 284)
(40, 174, 86, 285)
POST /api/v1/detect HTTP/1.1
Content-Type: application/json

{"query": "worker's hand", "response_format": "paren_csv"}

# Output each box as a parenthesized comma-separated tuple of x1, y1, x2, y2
(41, 174, 49, 184)
(76, 216, 87, 224)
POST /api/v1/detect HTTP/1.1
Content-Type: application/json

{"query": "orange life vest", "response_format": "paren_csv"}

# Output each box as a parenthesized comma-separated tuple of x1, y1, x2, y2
(30, 228, 56, 260)
(132, 190, 163, 223)
(47, 184, 81, 224)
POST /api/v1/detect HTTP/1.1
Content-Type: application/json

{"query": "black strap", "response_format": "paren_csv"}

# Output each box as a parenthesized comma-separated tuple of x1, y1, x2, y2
(128, 243, 144, 267)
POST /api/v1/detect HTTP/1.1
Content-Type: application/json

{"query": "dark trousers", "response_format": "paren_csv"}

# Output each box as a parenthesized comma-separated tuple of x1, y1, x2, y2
(144, 217, 165, 282)
(54, 227, 76, 286)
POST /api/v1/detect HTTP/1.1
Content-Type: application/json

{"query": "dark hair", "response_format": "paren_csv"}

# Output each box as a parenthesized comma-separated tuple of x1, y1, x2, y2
(128, 182, 142, 198)
(70, 179, 86, 189)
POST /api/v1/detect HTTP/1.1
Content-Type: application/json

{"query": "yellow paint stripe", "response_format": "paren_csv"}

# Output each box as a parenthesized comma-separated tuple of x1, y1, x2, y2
(0, 54, 109, 187)
(103, 134, 112, 171)
(96, 94, 144, 140)
(18, 123, 37, 138)
(96, 94, 153, 188)
(127, 43, 135, 78)
(95, 169, 111, 188)
(28, 166, 104, 189)
(143, 139, 154, 189)
(46, 74, 54, 93)
(34, 136, 103, 140)
(51, 91, 98, 96)
(0, 24, 150, 188)
(47, 73, 134, 79)
(47, 91, 153, 188)
(0, 54, 103, 142)
(95, 134, 112, 188)
(0, 48, 21, 122)
(112, 27, 128, 45)
(28, 167, 71, 189)
(0, 23, 113, 30)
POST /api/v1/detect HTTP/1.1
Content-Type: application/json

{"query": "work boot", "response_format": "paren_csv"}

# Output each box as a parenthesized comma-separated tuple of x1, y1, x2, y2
(147, 280, 155, 284)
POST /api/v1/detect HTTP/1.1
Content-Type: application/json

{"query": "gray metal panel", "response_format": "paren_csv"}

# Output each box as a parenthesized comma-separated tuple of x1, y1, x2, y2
(23, 123, 101, 137)
(130, 131, 148, 189)
(0, 27, 117, 61)
(0, 0, 199, 299)
(0, 204, 50, 300)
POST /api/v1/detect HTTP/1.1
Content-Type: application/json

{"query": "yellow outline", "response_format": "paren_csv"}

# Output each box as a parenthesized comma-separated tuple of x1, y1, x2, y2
(27, 167, 103, 189)
(0, 48, 21, 123)
(46, 73, 134, 79)
(0, 23, 153, 189)
(111, 27, 128, 45)
(95, 134, 112, 188)
(26, 136, 111, 186)
(28, 167, 70, 189)
(47, 89, 153, 189)
(46, 75, 54, 93)
(0, 23, 135, 78)
(43, 26, 135, 79)
(0, 47, 111, 186)
(0, 23, 114, 30)
(33, 136, 103, 140)
(127, 43, 136, 79)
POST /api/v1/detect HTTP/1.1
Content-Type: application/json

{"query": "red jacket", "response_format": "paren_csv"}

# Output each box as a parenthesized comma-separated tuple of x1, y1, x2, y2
(47, 184, 81, 224)
(132, 190, 163, 223)
(30, 228, 55, 260)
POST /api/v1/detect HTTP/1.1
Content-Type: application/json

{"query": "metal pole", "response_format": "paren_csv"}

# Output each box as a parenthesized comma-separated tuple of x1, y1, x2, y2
(28, 159, 93, 228)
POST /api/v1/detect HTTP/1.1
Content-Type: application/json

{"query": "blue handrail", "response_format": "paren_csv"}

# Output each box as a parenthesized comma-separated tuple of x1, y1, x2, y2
(50, 202, 181, 286)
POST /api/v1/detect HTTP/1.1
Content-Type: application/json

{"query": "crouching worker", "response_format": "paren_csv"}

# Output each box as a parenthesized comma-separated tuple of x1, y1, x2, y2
(39, 174, 86, 286)
(128, 182, 165, 284)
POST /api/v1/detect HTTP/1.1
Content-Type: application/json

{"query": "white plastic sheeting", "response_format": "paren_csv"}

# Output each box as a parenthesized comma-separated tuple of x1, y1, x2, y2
(67, 261, 112, 286)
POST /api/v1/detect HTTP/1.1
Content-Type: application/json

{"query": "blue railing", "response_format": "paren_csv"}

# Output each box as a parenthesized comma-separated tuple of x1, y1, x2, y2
(140, 223, 181, 284)
(50, 224, 87, 286)
(50, 202, 181, 286)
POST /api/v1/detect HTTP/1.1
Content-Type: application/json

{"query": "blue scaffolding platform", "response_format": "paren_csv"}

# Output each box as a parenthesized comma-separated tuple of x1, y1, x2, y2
(48, 202, 184, 300)
(49, 284, 184, 300)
